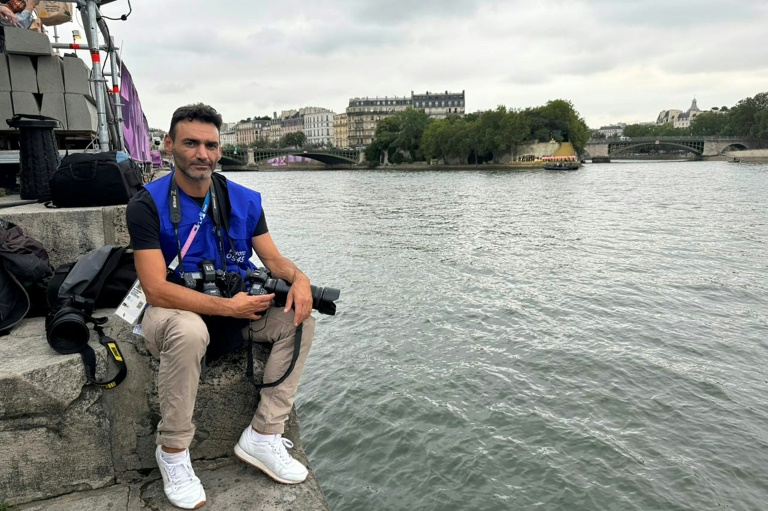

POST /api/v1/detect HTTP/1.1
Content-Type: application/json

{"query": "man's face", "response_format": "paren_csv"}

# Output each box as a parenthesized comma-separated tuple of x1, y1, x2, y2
(166, 119, 221, 182)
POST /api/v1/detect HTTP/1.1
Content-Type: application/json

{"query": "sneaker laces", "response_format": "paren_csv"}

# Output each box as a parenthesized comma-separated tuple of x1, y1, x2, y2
(271, 437, 296, 466)
(165, 457, 199, 491)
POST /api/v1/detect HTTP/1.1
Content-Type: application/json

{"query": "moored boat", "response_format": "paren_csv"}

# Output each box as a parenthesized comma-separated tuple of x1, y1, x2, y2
(541, 155, 580, 170)
(543, 163, 580, 170)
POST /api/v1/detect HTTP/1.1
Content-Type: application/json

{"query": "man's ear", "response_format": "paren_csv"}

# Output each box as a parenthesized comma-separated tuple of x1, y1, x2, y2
(164, 134, 173, 153)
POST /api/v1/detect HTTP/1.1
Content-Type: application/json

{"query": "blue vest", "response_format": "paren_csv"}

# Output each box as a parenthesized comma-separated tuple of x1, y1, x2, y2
(144, 172, 262, 279)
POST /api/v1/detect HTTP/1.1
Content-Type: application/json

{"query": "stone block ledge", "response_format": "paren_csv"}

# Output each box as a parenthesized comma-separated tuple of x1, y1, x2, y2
(0, 314, 329, 510)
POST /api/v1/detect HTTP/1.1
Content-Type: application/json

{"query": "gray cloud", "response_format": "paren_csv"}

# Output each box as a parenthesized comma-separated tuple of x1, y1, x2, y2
(349, 0, 484, 25)
(87, 0, 768, 129)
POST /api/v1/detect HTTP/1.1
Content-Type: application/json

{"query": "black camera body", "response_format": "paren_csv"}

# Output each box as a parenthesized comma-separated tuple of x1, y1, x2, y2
(246, 267, 340, 316)
(180, 259, 238, 298)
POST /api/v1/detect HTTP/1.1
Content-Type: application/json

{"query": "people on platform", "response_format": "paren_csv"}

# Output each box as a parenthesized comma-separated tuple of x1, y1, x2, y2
(126, 103, 316, 509)
(0, 0, 39, 29)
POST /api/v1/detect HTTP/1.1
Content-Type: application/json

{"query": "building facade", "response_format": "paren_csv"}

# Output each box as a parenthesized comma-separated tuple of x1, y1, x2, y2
(220, 128, 237, 147)
(595, 123, 626, 138)
(656, 109, 682, 125)
(304, 109, 336, 147)
(282, 112, 304, 135)
(268, 112, 283, 145)
(333, 113, 349, 148)
(346, 96, 411, 147)
(673, 98, 702, 128)
(232, 119, 269, 147)
(411, 90, 465, 119)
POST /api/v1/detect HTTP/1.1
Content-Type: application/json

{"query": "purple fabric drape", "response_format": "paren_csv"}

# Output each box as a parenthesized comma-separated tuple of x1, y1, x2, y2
(119, 63, 151, 162)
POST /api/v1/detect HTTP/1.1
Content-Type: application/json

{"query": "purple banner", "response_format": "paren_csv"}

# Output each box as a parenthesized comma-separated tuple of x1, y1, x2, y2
(119, 63, 151, 162)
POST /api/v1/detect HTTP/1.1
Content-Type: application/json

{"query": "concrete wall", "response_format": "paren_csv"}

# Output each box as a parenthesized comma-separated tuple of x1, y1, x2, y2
(514, 141, 564, 158)
(0, 203, 129, 269)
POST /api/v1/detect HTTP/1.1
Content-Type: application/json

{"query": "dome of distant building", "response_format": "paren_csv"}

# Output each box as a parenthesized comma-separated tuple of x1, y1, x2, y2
(674, 98, 702, 128)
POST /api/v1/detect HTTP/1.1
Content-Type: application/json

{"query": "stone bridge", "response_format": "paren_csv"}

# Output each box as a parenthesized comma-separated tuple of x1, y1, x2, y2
(584, 136, 754, 160)
(220, 148, 362, 169)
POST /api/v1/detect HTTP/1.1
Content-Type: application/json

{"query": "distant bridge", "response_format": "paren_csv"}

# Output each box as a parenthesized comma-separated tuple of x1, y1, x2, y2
(220, 147, 362, 168)
(583, 136, 753, 160)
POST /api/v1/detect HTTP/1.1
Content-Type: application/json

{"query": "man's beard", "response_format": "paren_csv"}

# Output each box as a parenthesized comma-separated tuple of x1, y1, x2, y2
(174, 152, 212, 182)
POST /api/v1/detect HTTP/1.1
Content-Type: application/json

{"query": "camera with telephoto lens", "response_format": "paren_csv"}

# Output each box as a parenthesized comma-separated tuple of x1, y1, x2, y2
(246, 267, 340, 316)
(46, 295, 94, 354)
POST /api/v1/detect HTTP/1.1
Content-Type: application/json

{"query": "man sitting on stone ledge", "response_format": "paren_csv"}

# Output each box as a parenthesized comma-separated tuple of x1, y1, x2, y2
(126, 103, 316, 510)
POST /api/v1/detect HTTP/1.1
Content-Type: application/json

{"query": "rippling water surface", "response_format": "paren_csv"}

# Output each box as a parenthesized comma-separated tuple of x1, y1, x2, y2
(225, 161, 768, 511)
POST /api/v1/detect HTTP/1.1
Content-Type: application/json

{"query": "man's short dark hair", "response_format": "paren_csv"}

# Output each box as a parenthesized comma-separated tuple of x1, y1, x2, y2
(169, 103, 223, 139)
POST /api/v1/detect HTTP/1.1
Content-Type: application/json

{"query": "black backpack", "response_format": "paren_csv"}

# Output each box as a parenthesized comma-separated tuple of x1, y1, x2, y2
(44, 151, 143, 207)
(0, 218, 53, 335)
(46, 245, 137, 389)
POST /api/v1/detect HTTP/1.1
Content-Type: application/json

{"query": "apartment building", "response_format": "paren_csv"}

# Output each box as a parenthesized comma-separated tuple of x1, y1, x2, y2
(304, 109, 336, 147)
(411, 90, 465, 119)
(346, 96, 411, 147)
(333, 113, 349, 148)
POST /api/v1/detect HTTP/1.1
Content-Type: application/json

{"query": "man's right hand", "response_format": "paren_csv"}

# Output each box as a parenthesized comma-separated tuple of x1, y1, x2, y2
(227, 292, 275, 320)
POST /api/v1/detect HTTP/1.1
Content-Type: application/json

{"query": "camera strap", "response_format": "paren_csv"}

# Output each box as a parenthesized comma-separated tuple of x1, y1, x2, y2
(246, 322, 303, 389)
(206, 176, 233, 273)
(168, 175, 211, 276)
(168, 174, 233, 276)
(80, 319, 128, 390)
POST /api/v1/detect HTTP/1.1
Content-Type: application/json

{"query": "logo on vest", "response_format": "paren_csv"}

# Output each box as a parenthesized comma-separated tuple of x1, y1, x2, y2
(227, 250, 247, 263)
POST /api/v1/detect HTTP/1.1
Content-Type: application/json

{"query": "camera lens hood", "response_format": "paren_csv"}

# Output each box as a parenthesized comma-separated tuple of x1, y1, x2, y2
(46, 307, 91, 354)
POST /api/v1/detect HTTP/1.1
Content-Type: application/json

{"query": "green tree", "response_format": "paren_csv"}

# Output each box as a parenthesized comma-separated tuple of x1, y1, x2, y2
(280, 131, 306, 148)
(503, 109, 531, 155)
(248, 136, 273, 148)
(521, 99, 589, 153)
(421, 115, 473, 163)
(365, 116, 400, 164)
(752, 108, 768, 142)
(365, 109, 432, 163)
(727, 92, 768, 140)
(623, 123, 690, 137)
(541, 99, 590, 153)
(421, 120, 447, 162)
(690, 112, 728, 136)
(622, 124, 654, 137)
(474, 106, 509, 162)
(393, 108, 431, 160)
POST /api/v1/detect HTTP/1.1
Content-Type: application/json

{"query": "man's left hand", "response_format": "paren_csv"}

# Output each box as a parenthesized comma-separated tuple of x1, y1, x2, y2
(285, 274, 313, 326)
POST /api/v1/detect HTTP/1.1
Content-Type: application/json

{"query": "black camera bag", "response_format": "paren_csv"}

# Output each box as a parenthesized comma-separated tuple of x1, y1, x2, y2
(45, 245, 136, 389)
(45, 151, 143, 207)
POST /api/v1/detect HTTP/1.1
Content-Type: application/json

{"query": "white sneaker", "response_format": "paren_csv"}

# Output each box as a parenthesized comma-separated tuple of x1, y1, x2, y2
(155, 446, 207, 509)
(234, 428, 309, 484)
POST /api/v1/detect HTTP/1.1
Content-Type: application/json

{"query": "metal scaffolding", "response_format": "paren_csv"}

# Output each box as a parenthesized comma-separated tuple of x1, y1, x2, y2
(46, 0, 125, 151)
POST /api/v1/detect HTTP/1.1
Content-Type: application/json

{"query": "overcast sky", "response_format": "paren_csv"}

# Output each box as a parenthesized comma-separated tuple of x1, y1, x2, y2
(57, 0, 768, 129)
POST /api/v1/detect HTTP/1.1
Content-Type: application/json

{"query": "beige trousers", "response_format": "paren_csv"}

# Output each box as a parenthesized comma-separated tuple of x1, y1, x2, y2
(141, 306, 315, 449)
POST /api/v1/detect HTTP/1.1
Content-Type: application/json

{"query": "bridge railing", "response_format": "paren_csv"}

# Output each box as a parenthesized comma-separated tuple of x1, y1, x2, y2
(589, 136, 745, 143)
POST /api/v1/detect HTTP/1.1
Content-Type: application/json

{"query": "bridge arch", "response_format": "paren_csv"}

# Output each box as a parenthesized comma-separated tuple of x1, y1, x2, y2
(220, 148, 360, 167)
(719, 143, 749, 154)
(610, 141, 704, 156)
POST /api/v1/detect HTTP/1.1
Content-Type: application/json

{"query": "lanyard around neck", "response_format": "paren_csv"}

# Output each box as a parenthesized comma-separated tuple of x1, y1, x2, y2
(168, 174, 230, 275)
(168, 176, 211, 274)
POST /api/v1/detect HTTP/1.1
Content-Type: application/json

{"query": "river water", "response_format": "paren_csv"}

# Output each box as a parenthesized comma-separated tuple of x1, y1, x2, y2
(225, 161, 768, 511)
